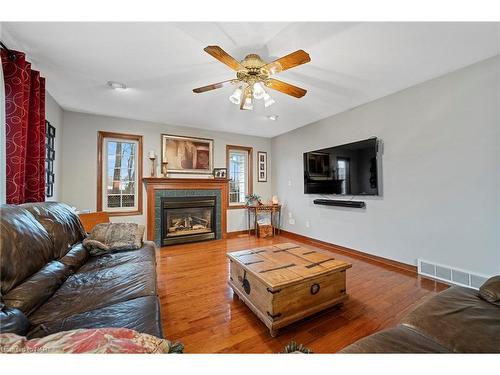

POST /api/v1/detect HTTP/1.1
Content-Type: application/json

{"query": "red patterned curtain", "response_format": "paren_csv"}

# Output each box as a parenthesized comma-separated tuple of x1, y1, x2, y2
(1, 49, 46, 204)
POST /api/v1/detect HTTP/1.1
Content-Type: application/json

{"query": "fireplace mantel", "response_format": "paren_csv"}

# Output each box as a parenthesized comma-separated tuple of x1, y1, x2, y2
(143, 177, 229, 185)
(143, 177, 229, 243)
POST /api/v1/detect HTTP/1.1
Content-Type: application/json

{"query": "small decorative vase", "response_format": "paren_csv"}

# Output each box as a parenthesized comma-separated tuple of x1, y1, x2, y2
(272, 195, 279, 205)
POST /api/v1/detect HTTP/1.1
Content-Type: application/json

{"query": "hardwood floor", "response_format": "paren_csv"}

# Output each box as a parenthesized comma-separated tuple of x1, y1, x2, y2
(156, 234, 448, 353)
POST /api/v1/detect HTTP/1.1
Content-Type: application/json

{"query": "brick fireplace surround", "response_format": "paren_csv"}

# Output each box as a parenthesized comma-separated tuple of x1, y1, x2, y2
(143, 177, 229, 246)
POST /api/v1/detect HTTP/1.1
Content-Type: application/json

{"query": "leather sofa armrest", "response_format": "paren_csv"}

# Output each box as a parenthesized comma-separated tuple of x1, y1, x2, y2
(1, 304, 31, 335)
(479, 276, 500, 306)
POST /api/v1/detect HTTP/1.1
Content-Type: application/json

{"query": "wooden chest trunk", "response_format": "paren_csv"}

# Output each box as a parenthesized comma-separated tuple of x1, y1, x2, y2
(227, 243, 351, 336)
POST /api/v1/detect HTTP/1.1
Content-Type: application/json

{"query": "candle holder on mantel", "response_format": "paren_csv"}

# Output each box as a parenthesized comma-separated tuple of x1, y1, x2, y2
(148, 151, 156, 177)
(161, 161, 169, 177)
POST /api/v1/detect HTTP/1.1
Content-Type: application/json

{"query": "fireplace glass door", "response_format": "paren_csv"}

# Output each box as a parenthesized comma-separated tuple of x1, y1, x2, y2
(161, 196, 216, 246)
(166, 207, 213, 237)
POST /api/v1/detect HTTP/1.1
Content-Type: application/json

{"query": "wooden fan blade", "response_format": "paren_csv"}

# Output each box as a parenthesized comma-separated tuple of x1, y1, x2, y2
(193, 80, 237, 93)
(262, 50, 311, 75)
(265, 78, 307, 98)
(204, 46, 244, 71)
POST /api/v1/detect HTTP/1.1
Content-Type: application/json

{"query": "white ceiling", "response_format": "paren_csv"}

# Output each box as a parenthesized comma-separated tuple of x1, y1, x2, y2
(2, 22, 499, 137)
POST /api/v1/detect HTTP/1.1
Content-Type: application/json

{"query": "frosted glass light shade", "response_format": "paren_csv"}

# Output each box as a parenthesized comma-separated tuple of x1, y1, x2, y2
(242, 96, 253, 110)
(229, 87, 243, 105)
(263, 92, 275, 108)
(253, 82, 266, 100)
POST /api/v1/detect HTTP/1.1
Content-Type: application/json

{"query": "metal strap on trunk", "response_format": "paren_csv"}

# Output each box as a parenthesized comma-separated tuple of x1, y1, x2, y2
(243, 260, 264, 265)
(305, 258, 336, 269)
(259, 263, 296, 273)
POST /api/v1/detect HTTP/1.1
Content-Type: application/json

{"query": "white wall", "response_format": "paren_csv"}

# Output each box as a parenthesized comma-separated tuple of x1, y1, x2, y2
(61, 111, 272, 232)
(45, 91, 64, 201)
(271, 56, 500, 276)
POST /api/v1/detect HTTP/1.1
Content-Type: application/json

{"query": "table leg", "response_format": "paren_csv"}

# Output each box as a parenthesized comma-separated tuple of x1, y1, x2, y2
(278, 210, 281, 234)
(270, 211, 274, 236)
(247, 210, 250, 236)
(254, 211, 258, 238)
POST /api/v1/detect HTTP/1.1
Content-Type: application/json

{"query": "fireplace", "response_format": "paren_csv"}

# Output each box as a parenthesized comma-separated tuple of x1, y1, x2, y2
(143, 177, 228, 244)
(161, 196, 216, 246)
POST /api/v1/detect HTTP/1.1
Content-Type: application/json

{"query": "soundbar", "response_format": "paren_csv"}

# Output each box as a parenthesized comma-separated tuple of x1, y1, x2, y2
(313, 199, 366, 208)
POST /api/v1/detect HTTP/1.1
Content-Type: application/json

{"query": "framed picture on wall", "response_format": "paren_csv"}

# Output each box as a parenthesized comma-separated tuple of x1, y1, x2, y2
(161, 134, 214, 174)
(45, 120, 55, 198)
(213, 168, 227, 179)
(257, 151, 267, 182)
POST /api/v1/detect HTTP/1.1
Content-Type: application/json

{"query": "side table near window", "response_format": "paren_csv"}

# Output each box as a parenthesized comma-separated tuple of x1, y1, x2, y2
(246, 204, 282, 237)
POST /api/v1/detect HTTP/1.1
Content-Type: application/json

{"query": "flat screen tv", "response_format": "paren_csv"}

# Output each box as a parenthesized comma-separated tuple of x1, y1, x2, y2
(303, 138, 379, 195)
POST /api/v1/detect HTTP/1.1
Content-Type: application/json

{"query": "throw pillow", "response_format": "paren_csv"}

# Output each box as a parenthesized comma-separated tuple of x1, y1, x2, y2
(0, 328, 183, 354)
(479, 275, 500, 306)
(83, 223, 145, 256)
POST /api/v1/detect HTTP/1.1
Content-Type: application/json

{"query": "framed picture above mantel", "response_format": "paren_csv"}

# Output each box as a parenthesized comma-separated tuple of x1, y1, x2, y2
(161, 134, 214, 175)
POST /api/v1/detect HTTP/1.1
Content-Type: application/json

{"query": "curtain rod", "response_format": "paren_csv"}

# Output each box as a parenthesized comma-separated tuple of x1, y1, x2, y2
(0, 41, 16, 60)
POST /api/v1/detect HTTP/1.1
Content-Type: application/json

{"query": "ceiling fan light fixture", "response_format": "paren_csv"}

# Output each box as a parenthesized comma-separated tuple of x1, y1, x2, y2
(193, 46, 310, 111)
(242, 96, 253, 110)
(263, 92, 275, 108)
(229, 86, 243, 105)
(252, 82, 266, 100)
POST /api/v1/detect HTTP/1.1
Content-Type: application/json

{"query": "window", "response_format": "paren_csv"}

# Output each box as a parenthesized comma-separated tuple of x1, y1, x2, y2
(226, 145, 253, 208)
(97, 132, 143, 216)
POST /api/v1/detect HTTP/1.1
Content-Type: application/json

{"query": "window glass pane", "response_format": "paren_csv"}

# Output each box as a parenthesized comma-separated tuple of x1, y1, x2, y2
(107, 195, 121, 208)
(122, 195, 135, 207)
(122, 181, 135, 194)
(105, 139, 137, 210)
(119, 167, 135, 181)
(107, 183, 121, 195)
(229, 150, 248, 204)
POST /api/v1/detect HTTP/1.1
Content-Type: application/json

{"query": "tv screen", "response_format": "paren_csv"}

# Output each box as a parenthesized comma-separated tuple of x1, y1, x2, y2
(303, 138, 379, 195)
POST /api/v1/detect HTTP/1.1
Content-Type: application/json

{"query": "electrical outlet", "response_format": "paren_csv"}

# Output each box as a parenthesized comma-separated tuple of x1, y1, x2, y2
(288, 212, 293, 219)
(289, 218, 295, 225)
(287, 179, 292, 187)
(305, 220, 310, 228)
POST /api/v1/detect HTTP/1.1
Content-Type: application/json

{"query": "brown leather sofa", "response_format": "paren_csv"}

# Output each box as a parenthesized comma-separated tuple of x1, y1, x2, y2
(340, 277, 500, 353)
(0, 202, 163, 339)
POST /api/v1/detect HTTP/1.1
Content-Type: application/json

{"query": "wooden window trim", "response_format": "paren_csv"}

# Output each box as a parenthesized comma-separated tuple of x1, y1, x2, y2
(97, 131, 143, 216)
(226, 145, 253, 210)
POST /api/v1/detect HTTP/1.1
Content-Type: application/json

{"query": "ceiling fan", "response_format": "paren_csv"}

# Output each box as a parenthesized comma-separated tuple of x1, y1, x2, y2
(193, 46, 311, 110)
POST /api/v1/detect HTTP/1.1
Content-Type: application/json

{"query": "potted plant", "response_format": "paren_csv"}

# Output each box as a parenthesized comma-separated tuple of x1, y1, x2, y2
(245, 193, 261, 206)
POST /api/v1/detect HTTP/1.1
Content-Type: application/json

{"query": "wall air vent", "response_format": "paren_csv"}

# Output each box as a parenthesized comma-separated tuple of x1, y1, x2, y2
(417, 259, 490, 290)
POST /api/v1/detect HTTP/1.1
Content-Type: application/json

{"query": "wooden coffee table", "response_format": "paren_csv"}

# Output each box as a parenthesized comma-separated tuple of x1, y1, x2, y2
(227, 243, 351, 337)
